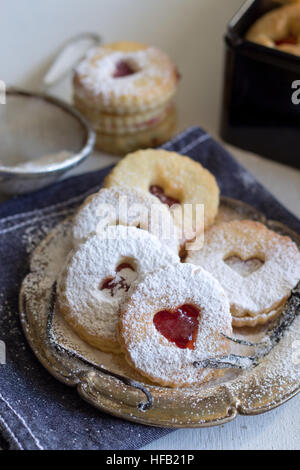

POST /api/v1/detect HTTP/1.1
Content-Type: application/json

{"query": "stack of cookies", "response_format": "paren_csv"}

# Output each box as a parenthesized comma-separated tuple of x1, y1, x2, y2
(73, 41, 180, 155)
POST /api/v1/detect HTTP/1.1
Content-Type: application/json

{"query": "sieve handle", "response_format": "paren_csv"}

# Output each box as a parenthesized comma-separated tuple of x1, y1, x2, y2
(42, 32, 102, 91)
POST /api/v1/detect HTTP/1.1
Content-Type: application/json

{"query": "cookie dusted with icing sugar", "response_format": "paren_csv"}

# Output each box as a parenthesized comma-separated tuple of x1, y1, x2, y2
(187, 220, 300, 327)
(119, 263, 232, 387)
(72, 186, 180, 254)
(58, 225, 180, 354)
(104, 149, 220, 244)
(74, 41, 180, 115)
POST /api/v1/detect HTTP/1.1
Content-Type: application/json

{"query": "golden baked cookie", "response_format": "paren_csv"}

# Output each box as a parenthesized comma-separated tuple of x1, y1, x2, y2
(119, 263, 232, 387)
(186, 220, 300, 327)
(95, 106, 177, 154)
(58, 225, 179, 354)
(246, 3, 300, 56)
(74, 94, 171, 135)
(74, 41, 180, 115)
(104, 149, 220, 243)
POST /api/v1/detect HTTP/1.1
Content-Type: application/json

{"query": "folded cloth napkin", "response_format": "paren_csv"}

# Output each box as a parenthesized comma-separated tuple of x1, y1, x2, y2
(0, 127, 299, 450)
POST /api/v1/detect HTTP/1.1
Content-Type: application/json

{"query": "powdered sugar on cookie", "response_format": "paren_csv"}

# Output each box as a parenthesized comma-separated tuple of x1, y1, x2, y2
(187, 220, 300, 326)
(119, 263, 232, 387)
(76, 46, 174, 100)
(58, 225, 179, 353)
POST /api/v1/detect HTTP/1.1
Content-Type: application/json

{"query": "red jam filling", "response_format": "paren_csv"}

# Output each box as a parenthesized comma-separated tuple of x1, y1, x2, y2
(149, 185, 180, 208)
(100, 276, 131, 297)
(151, 138, 160, 148)
(153, 304, 200, 349)
(276, 36, 298, 46)
(113, 60, 136, 78)
(175, 69, 182, 81)
(101, 263, 135, 297)
(116, 263, 135, 273)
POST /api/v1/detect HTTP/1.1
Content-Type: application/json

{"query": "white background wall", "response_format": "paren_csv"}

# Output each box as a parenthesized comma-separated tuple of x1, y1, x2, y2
(1, 0, 243, 134)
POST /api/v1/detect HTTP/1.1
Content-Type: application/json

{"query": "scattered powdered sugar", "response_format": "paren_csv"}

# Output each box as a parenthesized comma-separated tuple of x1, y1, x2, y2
(72, 185, 179, 254)
(187, 220, 300, 319)
(22, 211, 75, 255)
(8, 151, 73, 172)
(76, 46, 173, 100)
(57, 225, 179, 350)
(29, 220, 74, 292)
(226, 318, 300, 410)
(120, 263, 233, 387)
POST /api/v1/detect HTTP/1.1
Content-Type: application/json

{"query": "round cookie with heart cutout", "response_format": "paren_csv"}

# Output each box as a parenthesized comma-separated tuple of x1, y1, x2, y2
(119, 263, 232, 387)
(58, 225, 180, 354)
(186, 220, 300, 327)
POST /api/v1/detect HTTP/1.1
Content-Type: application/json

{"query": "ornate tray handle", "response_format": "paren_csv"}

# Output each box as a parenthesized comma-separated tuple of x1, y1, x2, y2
(46, 283, 153, 412)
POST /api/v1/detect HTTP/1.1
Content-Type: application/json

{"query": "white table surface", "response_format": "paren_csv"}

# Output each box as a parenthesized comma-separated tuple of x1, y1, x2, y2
(1, 0, 300, 450)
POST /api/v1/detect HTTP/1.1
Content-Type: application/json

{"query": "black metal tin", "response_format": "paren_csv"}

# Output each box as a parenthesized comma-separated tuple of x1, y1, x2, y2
(220, 0, 300, 169)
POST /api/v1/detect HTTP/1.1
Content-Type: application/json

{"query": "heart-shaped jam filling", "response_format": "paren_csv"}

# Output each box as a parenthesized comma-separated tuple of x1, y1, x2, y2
(153, 304, 200, 349)
(149, 185, 180, 208)
(100, 263, 136, 297)
(113, 60, 136, 78)
(276, 35, 298, 46)
(224, 256, 264, 278)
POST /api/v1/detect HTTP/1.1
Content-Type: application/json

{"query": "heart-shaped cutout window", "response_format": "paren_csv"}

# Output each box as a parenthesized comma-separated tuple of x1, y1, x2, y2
(153, 304, 200, 349)
(224, 255, 264, 278)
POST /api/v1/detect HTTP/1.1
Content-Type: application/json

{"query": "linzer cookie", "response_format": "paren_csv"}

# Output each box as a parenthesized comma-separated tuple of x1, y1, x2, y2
(58, 225, 179, 354)
(187, 220, 300, 327)
(119, 263, 232, 387)
(73, 41, 180, 153)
